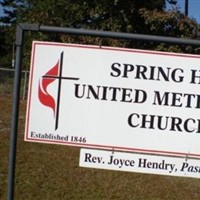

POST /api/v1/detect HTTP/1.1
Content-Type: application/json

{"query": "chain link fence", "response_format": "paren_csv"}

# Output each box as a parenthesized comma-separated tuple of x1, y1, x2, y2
(0, 68, 29, 99)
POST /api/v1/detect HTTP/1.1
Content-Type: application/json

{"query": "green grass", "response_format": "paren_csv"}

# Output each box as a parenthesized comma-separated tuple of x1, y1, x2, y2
(1, 97, 200, 199)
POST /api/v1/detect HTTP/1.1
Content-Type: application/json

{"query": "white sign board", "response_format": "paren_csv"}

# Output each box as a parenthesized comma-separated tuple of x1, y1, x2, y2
(80, 148, 200, 179)
(25, 41, 200, 158)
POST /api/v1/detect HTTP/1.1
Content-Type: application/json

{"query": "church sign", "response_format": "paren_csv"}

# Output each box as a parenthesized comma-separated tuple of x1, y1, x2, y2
(25, 41, 200, 158)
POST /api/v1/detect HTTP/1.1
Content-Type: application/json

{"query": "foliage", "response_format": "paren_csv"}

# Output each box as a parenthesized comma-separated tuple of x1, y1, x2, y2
(0, 25, 15, 67)
(0, 0, 200, 68)
(0, 0, 28, 24)
(141, 8, 199, 37)
(139, 8, 200, 53)
(0, 26, 7, 59)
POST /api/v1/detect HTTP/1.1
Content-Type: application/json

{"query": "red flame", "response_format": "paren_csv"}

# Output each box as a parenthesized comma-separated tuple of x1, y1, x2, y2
(38, 61, 59, 116)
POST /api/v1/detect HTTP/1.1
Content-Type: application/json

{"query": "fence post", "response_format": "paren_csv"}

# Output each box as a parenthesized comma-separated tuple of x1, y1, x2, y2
(22, 71, 28, 100)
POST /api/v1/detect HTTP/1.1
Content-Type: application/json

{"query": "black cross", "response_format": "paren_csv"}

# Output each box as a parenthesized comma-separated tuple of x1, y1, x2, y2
(42, 52, 79, 130)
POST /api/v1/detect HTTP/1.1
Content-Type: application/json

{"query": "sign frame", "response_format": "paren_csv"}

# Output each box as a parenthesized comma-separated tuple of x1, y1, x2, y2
(8, 23, 200, 200)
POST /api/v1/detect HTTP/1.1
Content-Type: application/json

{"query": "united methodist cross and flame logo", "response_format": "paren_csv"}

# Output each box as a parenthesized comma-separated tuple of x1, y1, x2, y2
(38, 52, 79, 130)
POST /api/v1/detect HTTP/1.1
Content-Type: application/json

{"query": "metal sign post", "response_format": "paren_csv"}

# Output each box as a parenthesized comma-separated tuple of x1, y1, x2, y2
(8, 24, 24, 200)
(8, 23, 200, 200)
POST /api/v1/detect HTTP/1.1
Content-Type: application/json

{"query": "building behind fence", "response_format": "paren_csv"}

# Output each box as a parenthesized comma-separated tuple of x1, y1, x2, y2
(0, 68, 29, 100)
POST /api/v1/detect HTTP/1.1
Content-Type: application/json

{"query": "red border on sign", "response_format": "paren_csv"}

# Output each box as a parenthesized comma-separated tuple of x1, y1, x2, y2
(25, 41, 200, 158)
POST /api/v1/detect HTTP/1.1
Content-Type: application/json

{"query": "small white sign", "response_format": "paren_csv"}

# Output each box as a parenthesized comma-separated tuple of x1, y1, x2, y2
(80, 148, 200, 179)
(25, 41, 200, 158)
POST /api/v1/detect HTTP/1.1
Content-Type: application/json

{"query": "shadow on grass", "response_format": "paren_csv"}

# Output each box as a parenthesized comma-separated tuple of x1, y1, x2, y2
(1, 97, 200, 200)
